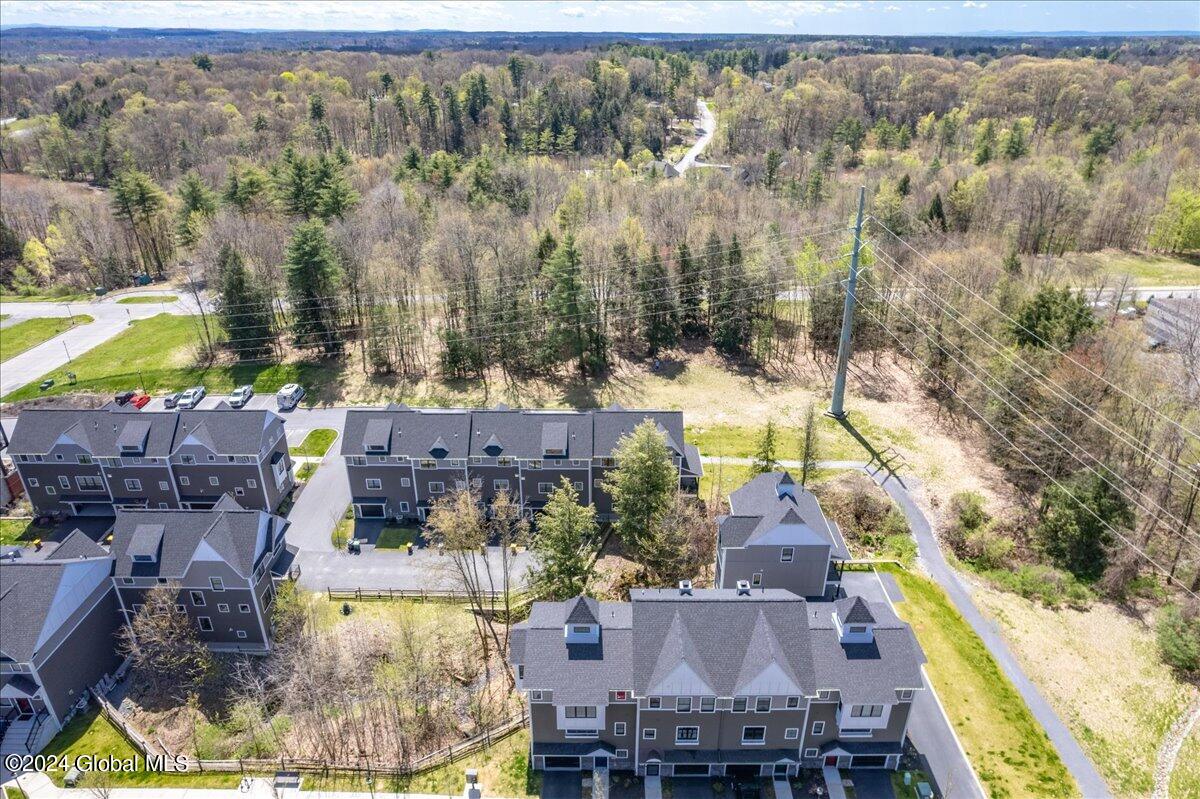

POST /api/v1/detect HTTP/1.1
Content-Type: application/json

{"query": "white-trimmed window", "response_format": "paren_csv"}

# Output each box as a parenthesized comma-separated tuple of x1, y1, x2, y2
(471, 477, 483, 489)
(180, 476, 190, 486)
(785, 728, 799, 740)
(677, 697, 691, 712)
(899, 689, 914, 700)
(45, 486, 56, 495)
(158, 481, 169, 491)
(564, 729, 598, 739)
(217, 603, 230, 613)
(236, 630, 248, 639)
(198, 616, 213, 632)
(812, 721, 825, 735)
(732, 697, 748, 712)
(741, 726, 766, 745)
(529, 691, 543, 701)
(175, 604, 186, 613)
(648, 697, 661, 709)
(700, 697, 716, 713)
(643, 728, 656, 740)
(751, 572, 763, 587)
(27, 478, 39, 487)
(190, 591, 205, 606)
(781, 547, 794, 562)
(755, 697, 771, 712)
(804, 748, 819, 758)
(400, 477, 411, 487)
(239, 604, 251, 613)
(565, 706, 596, 719)
(455, 480, 467, 490)
(614, 722, 626, 736)
(122, 577, 134, 585)
(399, 501, 410, 512)
(428, 481, 445, 494)
(615, 748, 629, 760)
(574, 481, 584, 491)
(494, 479, 509, 491)
(247, 479, 257, 488)
(675, 726, 699, 745)
(851, 704, 884, 718)
(786, 696, 801, 709)
(210, 577, 224, 592)
(366, 478, 382, 490)
(209, 476, 220, 486)
(234, 487, 245, 496)
(538, 482, 554, 494)
(59, 476, 70, 488)
(125, 479, 142, 492)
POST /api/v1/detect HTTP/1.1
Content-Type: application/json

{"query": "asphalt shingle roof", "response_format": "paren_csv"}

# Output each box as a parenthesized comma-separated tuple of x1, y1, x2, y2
(719, 472, 847, 556)
(46, 529, 109, 561)
(0, 561, 69, 662)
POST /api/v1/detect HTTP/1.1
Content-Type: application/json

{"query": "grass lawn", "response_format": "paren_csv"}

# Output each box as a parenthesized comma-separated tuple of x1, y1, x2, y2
(883, 565, 1078, 799)
(1076, 250, 1200, 285)
(0, 290, 90, 303)
(891, 769, 933, 799)
(0, 517, 51, 547)
(290, 428, 337, 458)
(295, 462, 317, 481)
(2, 314, 342, 403)
(115, 294, 179, 304)
(0, 315, 93, 362)
(973, 585, 1199, 798)
(686, 409, 914, 464)
(376, 524, 420, 548)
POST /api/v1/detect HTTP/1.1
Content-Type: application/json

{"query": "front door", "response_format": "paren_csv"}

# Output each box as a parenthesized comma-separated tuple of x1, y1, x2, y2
(824, 755, 838, 767)
(774, 763, 789, 777)
(594, 757, 608, 769)
(15, 698, 34, 718)
(645, 764, 660, 776)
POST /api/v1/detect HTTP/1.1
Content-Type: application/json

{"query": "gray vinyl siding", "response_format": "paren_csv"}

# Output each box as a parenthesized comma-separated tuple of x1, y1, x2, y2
(103, 463, 177, 507)
(35, 585, 124, 722)
(470, 465, 521, 504)
(349, 462, 416, 517)
(413, 465, 466, 508)
(718, 544, 831, 598)
(640, 705, 806, 754)
(16, 460, 107, 513)
(523, 467, 589, 507)
(173, 461, 270, 510)
(801, 702, 839, 749)
(260, 436, 293, 512)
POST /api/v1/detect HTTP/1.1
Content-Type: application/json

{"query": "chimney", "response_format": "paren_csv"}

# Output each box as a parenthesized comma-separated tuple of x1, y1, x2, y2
(678, 580, 693, 596)
(736, 580, 751, 596)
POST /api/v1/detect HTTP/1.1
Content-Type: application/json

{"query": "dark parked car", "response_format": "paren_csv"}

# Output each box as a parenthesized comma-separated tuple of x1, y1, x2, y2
(114, 391, 136, 406)
(163, 392, 182, 409)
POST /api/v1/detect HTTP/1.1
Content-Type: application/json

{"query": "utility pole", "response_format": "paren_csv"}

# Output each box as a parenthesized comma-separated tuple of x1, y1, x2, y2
(828, 186, 867, 419)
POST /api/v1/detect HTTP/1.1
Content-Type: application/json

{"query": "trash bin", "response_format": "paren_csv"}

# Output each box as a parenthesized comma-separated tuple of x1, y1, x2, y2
(136, 274, 152, 286)
(93, 286, 107, 296)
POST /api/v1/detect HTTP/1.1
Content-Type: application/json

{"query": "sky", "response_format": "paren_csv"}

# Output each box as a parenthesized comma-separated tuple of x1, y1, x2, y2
(0, 0, 1197, 35)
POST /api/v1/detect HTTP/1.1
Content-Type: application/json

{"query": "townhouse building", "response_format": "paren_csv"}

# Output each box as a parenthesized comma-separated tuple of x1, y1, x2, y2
(107, 496, 290, 654)
(8, 405, 293, 516)
(0, 531, 124, 756)
(341, 404, 702, 521)
(715, 472, 849, 600)
(509, 586, 925, 777)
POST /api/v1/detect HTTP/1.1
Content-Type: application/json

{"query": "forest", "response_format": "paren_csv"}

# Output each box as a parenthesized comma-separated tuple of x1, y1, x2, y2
(1, 34, 1199, 650)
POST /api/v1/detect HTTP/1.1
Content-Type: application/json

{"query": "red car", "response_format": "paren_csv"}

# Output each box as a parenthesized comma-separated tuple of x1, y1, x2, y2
(130, 392, 151, 409)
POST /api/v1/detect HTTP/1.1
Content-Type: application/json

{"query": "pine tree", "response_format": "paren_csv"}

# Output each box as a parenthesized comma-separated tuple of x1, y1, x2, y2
(543, 234, 600, 374)
(1002, 119, 1029, 161)
(215, 244, 274, 360)
(602, 420, 678, 556)
(316, 163, 360, 221)
(285, 220, 342, 353)
(175, 172, 217, 247)
(676, 241, 704, 335)
(925, 192, 948, 232)
(529, 478, 599, 600)
(701, 230, 723, 330)
(275, 146, 316, 218)
(713, 235, 751, 356)
(750, 419, 779, 475)
(798, 404, 820, 486)
(110, 167, 171, 278)
(973, 118, 996, 166)
(637, 250, 678, 354)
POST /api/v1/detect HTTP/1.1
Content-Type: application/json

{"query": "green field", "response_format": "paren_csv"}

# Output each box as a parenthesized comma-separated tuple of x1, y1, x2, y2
(885, 565, 1078, 799)
(687, 411, 913, 464)
(0, 518, 51, 547)
(116, 294, 179, 304)
(0, 315, 93, 362)
(376, 524, 421, 548)
(1084, 250, 1200, 285)
(289, 428, 338, 458)
(0, 289, 90, 303)
(2, 314, 337, 403)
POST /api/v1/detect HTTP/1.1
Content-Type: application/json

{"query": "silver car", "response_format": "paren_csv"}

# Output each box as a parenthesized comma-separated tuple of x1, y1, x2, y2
(228, 385, 254, 408)
(176, 385, 206, 409)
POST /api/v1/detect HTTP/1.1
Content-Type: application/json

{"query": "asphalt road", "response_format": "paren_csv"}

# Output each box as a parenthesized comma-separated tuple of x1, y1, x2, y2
(673, 98, 716, 173)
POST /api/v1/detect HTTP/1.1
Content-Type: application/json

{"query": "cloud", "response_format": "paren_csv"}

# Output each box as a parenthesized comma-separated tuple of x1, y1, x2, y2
(962, 0, 988, 7)
(560, 5, 587, 16)
(883, 3, 901, 9)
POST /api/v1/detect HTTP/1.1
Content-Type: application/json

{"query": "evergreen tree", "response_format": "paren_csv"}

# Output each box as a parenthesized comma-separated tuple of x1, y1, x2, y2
(543, 235, 601, 374)
(925, 192, 948, 232)
(307, 93, 326, 122)
(676, 241, 704, 335)
(602, 421, 678, 556)
(1012, 285, 1099, 350)
(222, 162, 270, 214)
(973, 119, 996, 165)
(175, 172, 217, 247)
(1002, 119, 1029, 160)
(529, 478, 599, 600)
(110, 167, 171, 278)
(764, 148, 782, 189)
(215, 244, 274, 360)
(637, 250, 678, 354)
(713, 235, 751, 356)
(284, 220, 342, 353)
(275, 146, 317, 218)
(316, 162, 360, 221)
(798, 404, 820, 486)
(702, 230, 724, 331)
(897, 173, 911, 196)
(1034, 470, 1133, 581)
(750, 419, 779, 475)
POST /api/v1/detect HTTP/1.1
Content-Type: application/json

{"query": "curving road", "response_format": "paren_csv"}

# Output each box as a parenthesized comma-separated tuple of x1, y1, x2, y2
(672, 98, 717, 174)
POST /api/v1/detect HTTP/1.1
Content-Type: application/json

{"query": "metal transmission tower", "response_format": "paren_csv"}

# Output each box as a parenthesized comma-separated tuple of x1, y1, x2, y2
(828, 185, 867, 420)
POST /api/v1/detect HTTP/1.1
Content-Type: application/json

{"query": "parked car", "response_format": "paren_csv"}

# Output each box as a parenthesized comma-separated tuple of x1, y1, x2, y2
(176, 386, 206, 409)
(130, 392, 151, 409)
(163, 392, 182, 409)
(228, 385, 255, 408)
(276, 383, 305, 410)
(113, 390, 136, 406)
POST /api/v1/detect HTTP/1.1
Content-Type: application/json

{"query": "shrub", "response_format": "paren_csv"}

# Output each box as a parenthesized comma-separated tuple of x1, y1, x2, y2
(945, 490, 990, 556)
(987, 564, 1092, 608)
(1156, 604, 1200, 675)
(883, 533, 918, 565)
(965, 527, 1015, 571)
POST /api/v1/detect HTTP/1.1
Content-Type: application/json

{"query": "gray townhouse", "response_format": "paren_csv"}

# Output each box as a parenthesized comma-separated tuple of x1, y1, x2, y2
(108, 496, 290, 654)
(715, 472, 849, 600)
(341, 404, 702, 521)
(1, 531, 125, 756)
(509, 585, 925, 777)
(7, 405, 294, 516)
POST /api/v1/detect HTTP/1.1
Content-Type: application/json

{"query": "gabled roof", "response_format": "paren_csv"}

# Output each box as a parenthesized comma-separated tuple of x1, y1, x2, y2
(0, 558, 112, 663)
(719, 472, 846, 555)
(645, 611, 717, 695)
(837, 596, 876, 625)
(340, 408, 470, 458)
(46, 529, 109, 561)
(565, 596, 599, 625)
(808, 598, 926, 704)
(733, 609, 804, 695)
(127, 524, 164, 560)
(175, 409, 279, 455)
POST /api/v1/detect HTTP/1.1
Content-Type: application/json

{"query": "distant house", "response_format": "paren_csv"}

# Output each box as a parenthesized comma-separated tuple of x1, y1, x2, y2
(8, 406, 294, 516)
(643, 160, 680, 178)
(715, 472, 849, 600)
(510, 585, 925, 776)
(0, 531, 124, 756)
(340, 405, 701, 522)
(108, 496, 290, 654)
(1146, 297, 1200, 350)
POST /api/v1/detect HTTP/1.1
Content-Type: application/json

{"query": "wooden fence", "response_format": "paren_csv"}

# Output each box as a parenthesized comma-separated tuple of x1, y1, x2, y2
(326, 586, 510, 603)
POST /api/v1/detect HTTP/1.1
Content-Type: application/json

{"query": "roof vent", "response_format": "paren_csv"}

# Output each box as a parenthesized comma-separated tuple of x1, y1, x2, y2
(678, 580, 693, 596)
(736, 580, 751, 596)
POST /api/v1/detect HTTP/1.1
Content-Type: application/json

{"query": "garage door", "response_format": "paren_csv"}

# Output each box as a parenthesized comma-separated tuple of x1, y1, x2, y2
(727, 764, 760, 779)
(673, 764, 709, 776)
(851, 755, 887, 768)
(358, 504, 385, 518)
(544, 756, 581, 770)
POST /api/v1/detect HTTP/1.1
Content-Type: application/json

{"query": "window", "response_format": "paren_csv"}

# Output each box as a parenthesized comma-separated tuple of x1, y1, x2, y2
(45, 486, 56, 495)
(677, 697, 691, 712)
(850, 705, 884, 718)
(55, 454, 64, 461)
(238, 604, 251, 613)
(181, 455, 196, 465)
(455, 480, 467, 490)
(78, 476, 105, 491)
(190, 591, 205, 606)
(217, 603, 230, 613)
(27, 478, 39, 487)
(849, 625, 868, 634)
(494, 479, 509, 491)
(614, 691, 629, 701)
(811, 721, 825, 736)
(529, 691, 543, 701)
(571, 625, 592, 634)
(497, 457, 513, 467)
(751, 572, 763, 587)
(899, 689, 913, 700)
(470, 478, 483, 489)
(210, 578, 224, 592)
(419, 459, 436, 469)
(675, 726, 699, 745)
(207, 455, 216, 462)
(77, 455, 93, 464)
(781, 547, 794, 563)
(400, 477, 411, 487)
(574, 481, 584, 491)
(59, 476, 70, 489)
(615, 749, 629, 760)
(804, 748, 819, 759)
(399, 502, 410, 512)
(564, 729, 598, 739)
(157, 578, 167, 584)
(366, 478, 383, 490)
(565, 706, 596, 719)
(614, 722, 626, 736)
(700, 697, 715, 713)
(175, 604, 186, 613)
(197, 617, 213, 632)
(741, 726, 766, 744)
(643, 729, 656, 740)
(179, 476, 190, 486)
(158, 481, 169, 491)
(122, 578, 134, 585)
(247, 479, 257, 489)
(593, 478, 602, 487)
(234, 488, 245, 496)
(517, 665, 524, 679)
(428, 482, 445, 494)
(785, 728, 799, 740)
(236, 630, 247, 639)
(158, 502, 168, 509)
(732, 697, 748, 713)
(209, 476, 220, 486)
(786, 696, 800, 709)
(538, 482, 553, 494)
(755, 697, 771, 712)
(648, 697, 661, 709)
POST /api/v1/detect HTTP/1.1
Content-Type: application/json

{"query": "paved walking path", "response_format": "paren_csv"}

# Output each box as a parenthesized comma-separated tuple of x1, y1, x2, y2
(822, 767, 847, 799)
(772, 778, 793, 799)
(1152, 693, 1200, 799)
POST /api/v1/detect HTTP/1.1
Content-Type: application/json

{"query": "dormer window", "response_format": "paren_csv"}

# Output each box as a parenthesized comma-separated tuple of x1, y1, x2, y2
(834, 597, 877, 644)
(565, 623, 599, 644)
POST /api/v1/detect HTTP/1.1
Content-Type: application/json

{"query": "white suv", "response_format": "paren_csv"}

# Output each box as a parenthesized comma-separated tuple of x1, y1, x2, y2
(276, 383, 305, 410)
(176, 386, 206, 409)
